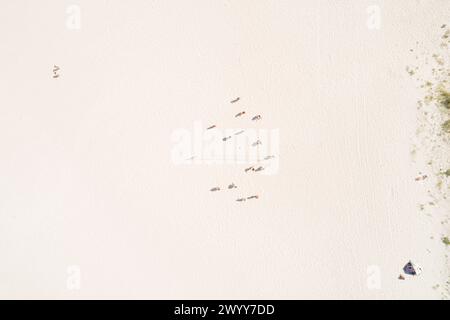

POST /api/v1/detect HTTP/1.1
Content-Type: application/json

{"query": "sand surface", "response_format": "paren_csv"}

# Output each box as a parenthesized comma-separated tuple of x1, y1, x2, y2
(0, 0, 448, 299)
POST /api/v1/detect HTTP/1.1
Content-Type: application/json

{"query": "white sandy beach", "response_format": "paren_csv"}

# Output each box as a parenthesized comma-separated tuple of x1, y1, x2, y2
(0, 0, 448, 299)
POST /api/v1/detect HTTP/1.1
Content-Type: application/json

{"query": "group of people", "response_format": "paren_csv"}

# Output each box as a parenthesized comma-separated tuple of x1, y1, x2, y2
(207, 97, 271, 202)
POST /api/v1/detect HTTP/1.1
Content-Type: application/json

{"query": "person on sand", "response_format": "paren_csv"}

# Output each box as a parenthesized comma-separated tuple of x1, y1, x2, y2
(210, 187, 220, 192)
(252, 140, 262, 147)
(235, 111, 246, 118)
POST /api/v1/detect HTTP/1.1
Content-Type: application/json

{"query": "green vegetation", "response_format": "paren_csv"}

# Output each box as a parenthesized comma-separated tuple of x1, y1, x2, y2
(437, 86, 450, 110)
(442, 120, 450, 133)
(442, 236, 450, 246)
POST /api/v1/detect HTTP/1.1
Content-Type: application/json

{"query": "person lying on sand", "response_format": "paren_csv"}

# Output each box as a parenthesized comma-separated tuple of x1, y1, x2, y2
(236, 198, 246, 202)
(231, 97, 240, 103)
(228, 183, 237, 189)
(235, 111, 246, 117)
(207, 125, 216, 130)
(210, 187, 221, 192)
(247, 195, 259, 200)
(252, 115, 261, 121)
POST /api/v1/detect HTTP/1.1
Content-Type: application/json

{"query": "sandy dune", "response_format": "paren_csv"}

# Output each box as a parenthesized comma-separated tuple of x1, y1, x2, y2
(0, 0, 448, 299)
